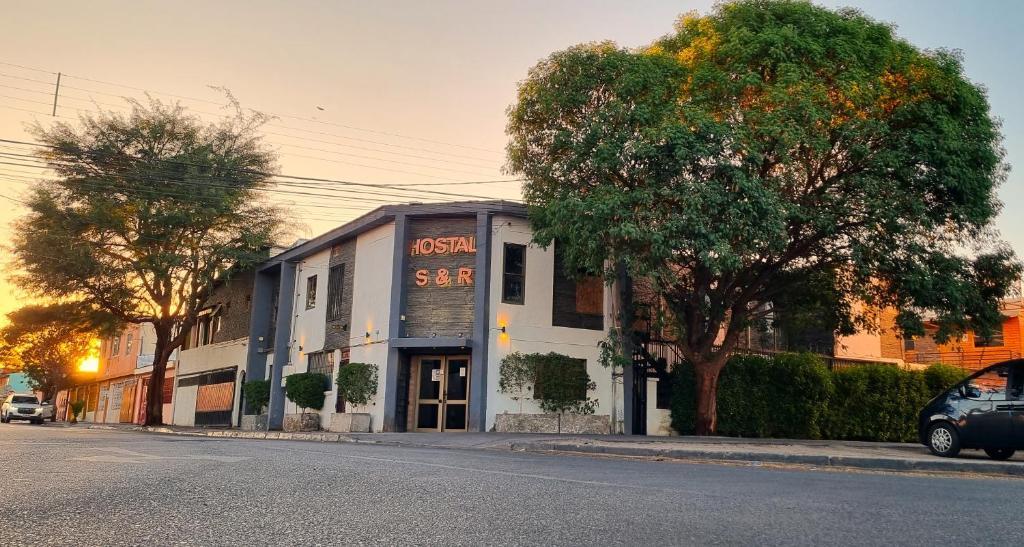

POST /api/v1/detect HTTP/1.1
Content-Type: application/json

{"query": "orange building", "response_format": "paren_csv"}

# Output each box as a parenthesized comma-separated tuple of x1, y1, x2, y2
(904, 299, 1023, 372)
(64, 323, 177, 424)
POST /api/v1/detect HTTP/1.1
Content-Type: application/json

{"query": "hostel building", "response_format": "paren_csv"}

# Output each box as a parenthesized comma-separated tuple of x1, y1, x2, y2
(244, 201, 623, 433)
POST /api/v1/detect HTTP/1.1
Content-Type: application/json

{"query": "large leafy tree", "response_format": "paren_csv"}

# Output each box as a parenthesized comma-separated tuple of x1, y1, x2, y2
(12, 99, 285, 424)
(507, 0, 1020, 434)
(0, 303, 116, 401)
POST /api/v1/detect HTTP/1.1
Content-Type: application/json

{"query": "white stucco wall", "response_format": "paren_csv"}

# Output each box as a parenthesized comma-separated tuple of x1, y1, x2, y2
(485, 215, 620, 431)
(284, 245, 332, 423)
(172, 385, 198, 427)
(280, 222, 395, 431)
(346, 222, 395, 431)
(171, 338, 248, 427)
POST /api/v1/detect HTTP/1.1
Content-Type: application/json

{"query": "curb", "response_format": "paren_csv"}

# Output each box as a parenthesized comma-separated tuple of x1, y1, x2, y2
(509, 441, 1024, 477)
(86, 424, 355, 444)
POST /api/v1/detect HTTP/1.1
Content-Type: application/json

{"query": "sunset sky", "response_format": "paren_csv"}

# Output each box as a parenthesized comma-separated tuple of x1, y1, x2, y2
(0, 0, 1020, 322)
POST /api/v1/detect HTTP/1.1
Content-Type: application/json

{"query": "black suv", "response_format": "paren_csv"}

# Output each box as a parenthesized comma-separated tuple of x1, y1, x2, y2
(919, 359, 1024, 460)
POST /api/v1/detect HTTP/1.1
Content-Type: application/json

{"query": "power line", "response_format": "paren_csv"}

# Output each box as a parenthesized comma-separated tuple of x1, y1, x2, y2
(0, 138, 521, 203)
(0, 60, 504, 154)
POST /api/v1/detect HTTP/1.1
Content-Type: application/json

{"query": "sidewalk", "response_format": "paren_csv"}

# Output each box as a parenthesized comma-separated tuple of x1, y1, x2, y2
(84, 423, 1024, 477)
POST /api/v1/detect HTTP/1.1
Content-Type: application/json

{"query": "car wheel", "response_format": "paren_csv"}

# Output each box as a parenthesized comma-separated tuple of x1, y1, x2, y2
(983, 447, 1015, 461)
(32, 418, 43, 425)
(927, 422, 961, 458)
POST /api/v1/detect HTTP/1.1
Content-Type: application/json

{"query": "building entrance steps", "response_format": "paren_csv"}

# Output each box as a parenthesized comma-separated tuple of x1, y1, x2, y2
(83, 424, 1024, 476)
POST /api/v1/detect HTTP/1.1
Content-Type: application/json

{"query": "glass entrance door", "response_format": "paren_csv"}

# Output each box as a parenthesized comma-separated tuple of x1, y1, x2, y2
(414, 355, 470, 432)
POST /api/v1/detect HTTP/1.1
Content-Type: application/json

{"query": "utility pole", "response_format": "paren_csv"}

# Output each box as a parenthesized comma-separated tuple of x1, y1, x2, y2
(51, 72, 61, 117)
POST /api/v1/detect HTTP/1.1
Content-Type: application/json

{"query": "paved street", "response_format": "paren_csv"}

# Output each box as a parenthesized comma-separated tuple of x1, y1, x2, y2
(1, 423, 1019, 546)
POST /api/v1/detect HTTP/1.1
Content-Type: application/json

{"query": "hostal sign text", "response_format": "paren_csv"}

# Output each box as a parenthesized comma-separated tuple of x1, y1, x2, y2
(410, 236, 475, 287)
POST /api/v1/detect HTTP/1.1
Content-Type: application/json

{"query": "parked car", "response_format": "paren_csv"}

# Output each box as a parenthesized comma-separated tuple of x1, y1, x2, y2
(1, 393, 47, 425)
(919, 359, 1024, 460)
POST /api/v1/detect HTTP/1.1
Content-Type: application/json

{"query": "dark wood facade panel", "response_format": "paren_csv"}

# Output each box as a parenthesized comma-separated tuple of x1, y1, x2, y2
(404, 217, 477, 338)
(324, 239, 357, 351)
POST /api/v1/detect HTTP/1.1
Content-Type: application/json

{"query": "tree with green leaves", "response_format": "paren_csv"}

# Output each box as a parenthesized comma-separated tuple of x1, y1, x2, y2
(12, 99, 286, 425)
(0, 303, 116, 401)
(507, 0, 1020, 434)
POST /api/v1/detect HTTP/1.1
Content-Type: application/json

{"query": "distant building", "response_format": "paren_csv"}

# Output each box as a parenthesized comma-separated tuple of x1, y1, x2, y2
(64, 323, 178, 424)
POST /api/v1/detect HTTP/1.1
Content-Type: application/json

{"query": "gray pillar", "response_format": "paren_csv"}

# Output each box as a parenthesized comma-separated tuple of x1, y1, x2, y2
(382, 214, 408, 432)
(468, 212, 492, 432)
(268, 261, 297, 431)
(243, 269, 276, 415)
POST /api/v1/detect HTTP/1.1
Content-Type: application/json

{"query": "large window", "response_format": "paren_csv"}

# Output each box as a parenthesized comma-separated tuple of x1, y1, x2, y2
(551, 243, 604, 330)
(502, 244, 526, 305)
(975, 324, 1005, 347)
(110, 335, 121, 356)
(326, 264, 345, 321)
(305, 275, 318, 309)
(125, 334, 133, 355)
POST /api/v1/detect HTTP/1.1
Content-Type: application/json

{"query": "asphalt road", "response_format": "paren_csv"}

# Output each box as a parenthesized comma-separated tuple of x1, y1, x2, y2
(1, 423, 1019, 546)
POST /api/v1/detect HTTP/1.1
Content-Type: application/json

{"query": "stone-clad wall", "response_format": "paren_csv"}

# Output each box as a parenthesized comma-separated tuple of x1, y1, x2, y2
(324, 239, 357, 351)
(404, 217, 477, 338)
(210, 272, 256, 344)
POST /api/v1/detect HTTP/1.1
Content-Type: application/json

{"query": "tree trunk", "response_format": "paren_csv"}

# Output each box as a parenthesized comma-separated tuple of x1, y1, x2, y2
(693, 360, 725, 436)
(144, 327, 173, 426)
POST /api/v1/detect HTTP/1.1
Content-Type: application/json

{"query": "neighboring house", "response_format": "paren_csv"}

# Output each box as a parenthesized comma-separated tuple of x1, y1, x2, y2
(244, 201, 619, 433)
(170, 267, 261, 428)
(0, 371, 34, 397)
(65, 323, 178, 425)
(903, 298, 1023, 372)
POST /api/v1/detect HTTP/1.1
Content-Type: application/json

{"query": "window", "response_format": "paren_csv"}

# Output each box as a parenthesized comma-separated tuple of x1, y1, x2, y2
(963, 364, 1009, 401)
(125, 334, 133, 355)
(1009, 364, 1024, 401)
(502, 244, 526, 304)
(975, 325, 1005, 347)
(110, 335, 121, 356)
(306, 275, 318, 309)
(307, 350, 335, 382)
(326, 264, 345, 321)
(903, 336, 916, 351)
(551, 243, 604, 330)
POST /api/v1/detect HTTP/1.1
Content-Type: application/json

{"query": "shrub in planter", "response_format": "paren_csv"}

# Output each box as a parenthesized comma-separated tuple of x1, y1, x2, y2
(69, 399, 86, 423)
(498, 352, 536, 413)
(497, 352, 598, 416)
(336, 363, 379, 408)
(285, 372, 328, 414)
(243, 379, 270, 415)
(533, 352, 598, 415)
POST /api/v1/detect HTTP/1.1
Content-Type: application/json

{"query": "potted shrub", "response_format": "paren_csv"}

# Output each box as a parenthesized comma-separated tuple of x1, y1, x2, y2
(283, 372, 328, 432)
(69, 400, 86, 424)
(330, 363, 378, 433)
(241, 379, 270, 431)
(495, 352, 607, 434)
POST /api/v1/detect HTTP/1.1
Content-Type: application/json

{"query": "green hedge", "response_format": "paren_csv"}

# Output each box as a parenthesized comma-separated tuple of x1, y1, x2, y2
(669, 353, 831, 439)
(669, 354, 967, 442)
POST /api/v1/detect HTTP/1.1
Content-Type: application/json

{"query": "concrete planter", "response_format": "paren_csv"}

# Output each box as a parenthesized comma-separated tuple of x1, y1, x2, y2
(283, 413, 320, 432)
(241, 414, 268, 431)
(327, 413, 371, 433)
(559, 414, 611, 434)
(495, 413, 611, 434)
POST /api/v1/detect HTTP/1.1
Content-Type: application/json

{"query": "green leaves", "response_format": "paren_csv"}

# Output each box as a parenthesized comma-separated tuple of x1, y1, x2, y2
(335, 363, 379, 408)
(284, 372, 328, 413)
(507, 0, 1019, 361)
